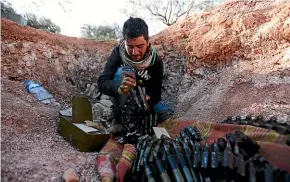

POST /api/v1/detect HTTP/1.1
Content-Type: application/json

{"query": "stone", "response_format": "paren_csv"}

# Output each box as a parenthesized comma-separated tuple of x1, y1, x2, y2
(44, 51, 52, 59)
(86, 84, 94, 95)
(92, 103, 112, 121)
(84, 84, 100, 99)
(100, 99, 113, 108)
(26, 60, 32, 67)
(63, 168, 79, 182)
(74, 166, 84, 175)
(6, 43, 16, 53)
(100, 94, 111, 100)
(51, 176, 63, 182)
(22, 42, 33, 48)
(194, 68, 205, 76)
(90, 91, 99, 99)
(60, 50, 68, 55)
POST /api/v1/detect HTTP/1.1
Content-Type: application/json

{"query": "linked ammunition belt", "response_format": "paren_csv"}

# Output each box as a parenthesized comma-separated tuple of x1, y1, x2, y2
(130, 126, 290, 182)
(218, 115, 290, 146)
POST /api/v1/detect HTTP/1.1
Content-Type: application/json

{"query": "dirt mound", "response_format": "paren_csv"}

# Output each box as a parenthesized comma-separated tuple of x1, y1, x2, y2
(152, 0, 290, 74)
(1, 19, 117, 102)
(1, 18, 116, 52)
(149, 0, 290, 122)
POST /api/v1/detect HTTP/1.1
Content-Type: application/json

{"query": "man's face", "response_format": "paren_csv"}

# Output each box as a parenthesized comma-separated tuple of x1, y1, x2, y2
(125, 36, 149, 62)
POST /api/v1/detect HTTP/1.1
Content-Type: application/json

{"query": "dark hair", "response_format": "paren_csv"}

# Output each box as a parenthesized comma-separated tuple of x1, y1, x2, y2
(122, 17, 149, 40)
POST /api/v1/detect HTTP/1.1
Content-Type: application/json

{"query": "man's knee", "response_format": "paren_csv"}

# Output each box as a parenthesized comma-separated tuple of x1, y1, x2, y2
(113, 94, 130, 107)
(153, 100, 175, 122)
(112, 94, 130, 118)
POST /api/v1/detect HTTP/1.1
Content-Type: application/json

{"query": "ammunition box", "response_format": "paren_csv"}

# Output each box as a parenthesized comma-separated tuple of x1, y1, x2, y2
(58, 97, 110, 152)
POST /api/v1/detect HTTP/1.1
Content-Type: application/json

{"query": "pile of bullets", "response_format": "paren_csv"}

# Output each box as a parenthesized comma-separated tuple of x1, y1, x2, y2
(219, 115, 290, 146)
(116, 112, 158, 144)
(106, 84, 159, 144)
(122, 84, 159, 135)
(129, 85, 148, 112)
(129, 126, 290, 182)
(220, 115, 290, 135)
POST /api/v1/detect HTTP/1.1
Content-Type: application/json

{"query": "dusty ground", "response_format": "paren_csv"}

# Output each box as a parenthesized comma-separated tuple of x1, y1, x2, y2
(1, 78, 99, 181)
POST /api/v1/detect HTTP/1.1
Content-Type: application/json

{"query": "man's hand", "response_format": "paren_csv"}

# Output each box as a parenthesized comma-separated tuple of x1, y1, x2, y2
(145, 95, 150, 110)
(118, 72, 136, 95)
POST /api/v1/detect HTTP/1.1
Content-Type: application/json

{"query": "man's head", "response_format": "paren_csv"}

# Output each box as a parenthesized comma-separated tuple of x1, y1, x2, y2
(122, 17, 149, 62)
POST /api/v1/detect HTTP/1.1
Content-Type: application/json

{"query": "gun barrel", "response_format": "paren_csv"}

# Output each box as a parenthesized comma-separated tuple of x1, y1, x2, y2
(130, 89, 142, 109)
(137, 86, 147, 110)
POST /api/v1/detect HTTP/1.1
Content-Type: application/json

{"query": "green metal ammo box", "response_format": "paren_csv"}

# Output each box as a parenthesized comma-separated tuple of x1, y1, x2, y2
(58, 96, 110, 152)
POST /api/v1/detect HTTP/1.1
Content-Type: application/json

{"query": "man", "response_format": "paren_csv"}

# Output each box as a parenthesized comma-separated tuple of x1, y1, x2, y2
(98, 17, 173, 134)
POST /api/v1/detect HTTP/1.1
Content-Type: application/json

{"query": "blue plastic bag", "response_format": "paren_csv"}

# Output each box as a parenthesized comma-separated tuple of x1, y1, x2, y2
(114, 66, 136, 83)
(153, 100, 175, 122)
(153, 100, 175, 114)
(24, 80, 53, 101)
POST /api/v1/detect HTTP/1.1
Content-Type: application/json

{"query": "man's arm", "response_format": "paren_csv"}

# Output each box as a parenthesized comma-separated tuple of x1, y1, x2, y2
(97, 47, 122, 96)
(147, 56, 164, 107)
